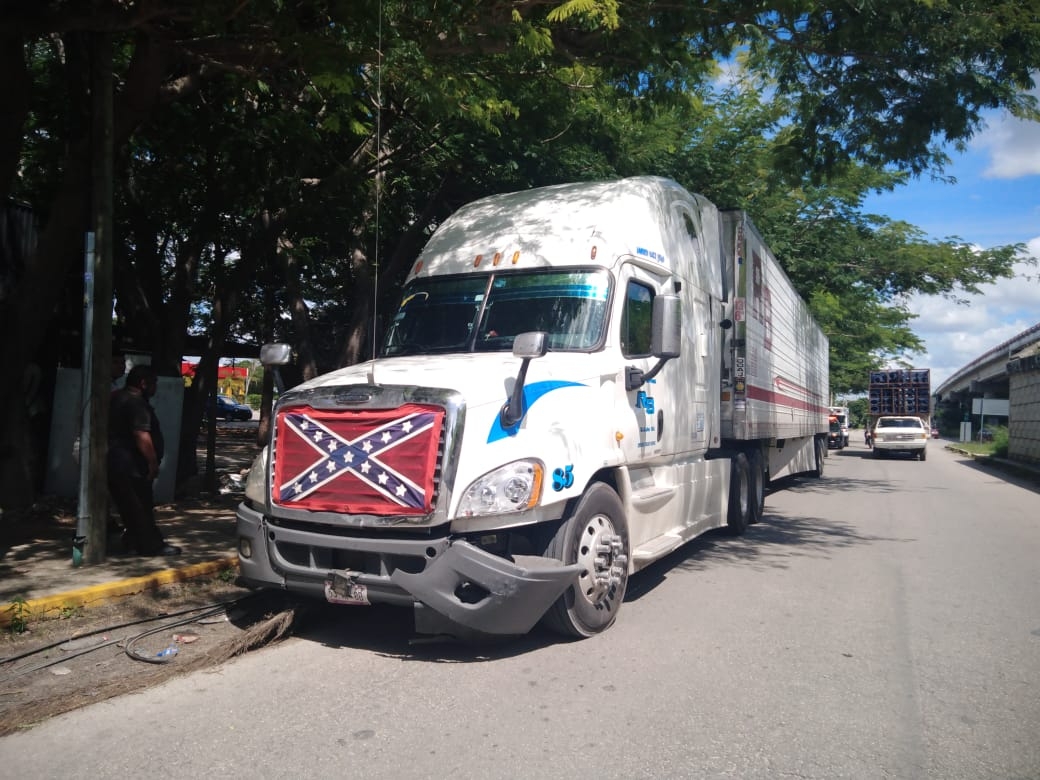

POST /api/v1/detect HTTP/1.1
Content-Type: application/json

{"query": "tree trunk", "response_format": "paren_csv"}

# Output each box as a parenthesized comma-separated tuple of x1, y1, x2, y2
(0, 33, 172, 511)
(176, 211, 284, 488)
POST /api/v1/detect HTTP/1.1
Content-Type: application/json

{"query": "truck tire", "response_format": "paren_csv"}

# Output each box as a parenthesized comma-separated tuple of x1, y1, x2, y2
(726, 453, 751, 535)
(541, 483, 630, 638)
(812, 437, 825, 478)
(748, 449, 765, 524)
(919, 448, 927, 461)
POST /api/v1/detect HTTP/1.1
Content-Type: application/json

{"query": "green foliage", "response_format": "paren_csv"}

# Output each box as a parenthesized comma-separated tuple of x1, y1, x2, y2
(59, 604, 83, 620)
(6, 599, 30, 635)
(992, 426, 1010, 458)
(847, 398, 870, 429)
(2, 0, 1037, 398)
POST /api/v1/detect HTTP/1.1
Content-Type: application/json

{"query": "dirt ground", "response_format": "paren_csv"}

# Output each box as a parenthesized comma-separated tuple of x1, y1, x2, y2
(0, 574, 304, 735)
(0, 426, 299, 736)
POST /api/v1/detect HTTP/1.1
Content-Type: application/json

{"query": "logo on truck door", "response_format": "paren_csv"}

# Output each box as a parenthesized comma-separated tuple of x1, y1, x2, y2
(636, 390, 655, 414)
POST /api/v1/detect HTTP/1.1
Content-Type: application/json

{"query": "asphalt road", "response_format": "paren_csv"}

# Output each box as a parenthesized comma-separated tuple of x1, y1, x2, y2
(3, 440, 1039, 779)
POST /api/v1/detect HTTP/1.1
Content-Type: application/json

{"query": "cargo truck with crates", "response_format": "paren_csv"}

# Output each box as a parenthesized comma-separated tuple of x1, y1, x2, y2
(868, 369, 931, 460)
(237, 177, 830, 639)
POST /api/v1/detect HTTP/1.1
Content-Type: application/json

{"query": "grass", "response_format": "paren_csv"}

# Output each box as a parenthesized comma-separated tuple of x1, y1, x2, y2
(948, 425, 1009, 457)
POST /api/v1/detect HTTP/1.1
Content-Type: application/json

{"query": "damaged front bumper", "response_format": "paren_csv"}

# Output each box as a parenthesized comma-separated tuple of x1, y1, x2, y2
(236, 502, 578, 636)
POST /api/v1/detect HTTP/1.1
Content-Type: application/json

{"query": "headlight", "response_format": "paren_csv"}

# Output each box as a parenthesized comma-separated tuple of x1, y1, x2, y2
(244, 447, 270, 505)
(457, 460, 544, 517)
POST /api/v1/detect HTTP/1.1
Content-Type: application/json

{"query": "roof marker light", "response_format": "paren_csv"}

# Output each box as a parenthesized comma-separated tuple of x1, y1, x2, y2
(512, 251, 520, 264)
(591, 246, 598, 260)
(474, 254, 483, 267)
(493, 252, 502, 266)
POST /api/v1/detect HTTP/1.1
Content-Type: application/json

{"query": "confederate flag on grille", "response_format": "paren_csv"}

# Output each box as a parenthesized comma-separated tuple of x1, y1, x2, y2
(272, 403, 444, 515)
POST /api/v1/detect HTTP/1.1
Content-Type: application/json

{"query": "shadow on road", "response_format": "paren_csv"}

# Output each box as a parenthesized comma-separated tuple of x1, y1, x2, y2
(946, 452, 1040, 495)
(292, 471, 911, 661)
(290, 598, 559, 662)
(625, 503, 910, 606)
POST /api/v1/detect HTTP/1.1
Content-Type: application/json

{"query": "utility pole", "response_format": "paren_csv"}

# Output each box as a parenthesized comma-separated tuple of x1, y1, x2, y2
(74, 32, 114, 565)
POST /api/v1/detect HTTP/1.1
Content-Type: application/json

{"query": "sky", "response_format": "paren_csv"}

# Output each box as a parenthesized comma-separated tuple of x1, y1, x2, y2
(861, 85, 1040, 389)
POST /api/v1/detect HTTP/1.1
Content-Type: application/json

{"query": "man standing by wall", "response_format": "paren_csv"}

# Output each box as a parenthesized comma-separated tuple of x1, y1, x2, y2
(107, 364, 181, 556)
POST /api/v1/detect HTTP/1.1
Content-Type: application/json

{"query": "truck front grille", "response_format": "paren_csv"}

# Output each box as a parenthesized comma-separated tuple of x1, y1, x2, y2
(270, 402, 446, 517)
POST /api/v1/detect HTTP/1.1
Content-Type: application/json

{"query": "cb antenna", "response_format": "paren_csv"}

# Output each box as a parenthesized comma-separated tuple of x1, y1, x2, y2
(368, 0, 384, 376)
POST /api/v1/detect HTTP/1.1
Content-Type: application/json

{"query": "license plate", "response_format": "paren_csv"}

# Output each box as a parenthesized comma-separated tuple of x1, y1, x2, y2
(324, 578, 369, 606)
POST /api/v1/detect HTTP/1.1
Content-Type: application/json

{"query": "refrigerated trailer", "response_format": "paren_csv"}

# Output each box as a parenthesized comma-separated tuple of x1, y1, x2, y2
(236, 177, 830, 638)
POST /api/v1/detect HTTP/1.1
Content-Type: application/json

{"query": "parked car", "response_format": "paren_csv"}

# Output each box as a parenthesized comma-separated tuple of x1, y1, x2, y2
(214, 394, 253, 421)
(930, 427, 939, 439)
(872, 416, 928, 460)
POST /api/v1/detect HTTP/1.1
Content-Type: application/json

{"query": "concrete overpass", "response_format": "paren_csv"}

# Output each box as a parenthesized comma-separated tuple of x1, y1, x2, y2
(934, 322, 1040, 441)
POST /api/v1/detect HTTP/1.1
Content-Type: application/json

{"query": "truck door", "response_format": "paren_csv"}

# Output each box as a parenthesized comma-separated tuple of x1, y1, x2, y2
(617, 266, 667, 462)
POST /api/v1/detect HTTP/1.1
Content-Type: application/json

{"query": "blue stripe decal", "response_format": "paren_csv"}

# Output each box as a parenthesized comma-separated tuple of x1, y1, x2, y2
(487, 380, 585, 442)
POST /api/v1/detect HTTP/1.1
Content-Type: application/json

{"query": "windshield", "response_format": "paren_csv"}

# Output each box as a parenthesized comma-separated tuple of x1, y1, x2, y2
(381, 270, 611, 356)
(877, 418, 923, 429)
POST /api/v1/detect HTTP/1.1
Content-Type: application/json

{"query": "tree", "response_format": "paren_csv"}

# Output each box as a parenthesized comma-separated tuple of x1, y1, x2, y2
(1, 0, 1037, 510)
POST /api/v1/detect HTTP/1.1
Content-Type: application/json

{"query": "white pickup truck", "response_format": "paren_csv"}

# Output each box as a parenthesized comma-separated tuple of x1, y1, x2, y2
(872, 416, 929, 460)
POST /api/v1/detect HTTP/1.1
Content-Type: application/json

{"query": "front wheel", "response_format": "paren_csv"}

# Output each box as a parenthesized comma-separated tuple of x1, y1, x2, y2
(919, 448, 927, 461)
(542, 484, 630, 638)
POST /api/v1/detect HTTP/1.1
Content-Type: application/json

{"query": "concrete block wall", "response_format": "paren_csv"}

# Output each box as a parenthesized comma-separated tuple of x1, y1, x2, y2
(1009, 371, 1040, 464)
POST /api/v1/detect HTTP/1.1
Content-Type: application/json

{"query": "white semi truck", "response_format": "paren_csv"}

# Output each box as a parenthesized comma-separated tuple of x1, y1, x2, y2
(828, 405, 851, 447)
(237, 177, 830, 638)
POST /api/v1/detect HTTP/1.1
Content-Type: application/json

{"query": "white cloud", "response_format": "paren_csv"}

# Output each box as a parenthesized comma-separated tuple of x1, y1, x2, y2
(904, 247, 1040, 386)
(975, 84, 1040, 178)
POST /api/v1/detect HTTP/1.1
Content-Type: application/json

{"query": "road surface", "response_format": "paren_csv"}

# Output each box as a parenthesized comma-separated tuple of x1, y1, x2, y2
(3, 440, 1038, 779)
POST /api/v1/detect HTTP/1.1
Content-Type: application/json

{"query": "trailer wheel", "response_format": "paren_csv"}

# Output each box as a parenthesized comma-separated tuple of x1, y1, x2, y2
(726, 453, 751, 535)
(541, 483, 630, 638)
(748, 449, 765, 524)
(812, 437, 825, 478)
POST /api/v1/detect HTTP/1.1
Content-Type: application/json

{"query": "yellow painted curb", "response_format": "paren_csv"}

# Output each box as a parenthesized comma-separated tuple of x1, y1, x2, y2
(0, 556, 239, 629)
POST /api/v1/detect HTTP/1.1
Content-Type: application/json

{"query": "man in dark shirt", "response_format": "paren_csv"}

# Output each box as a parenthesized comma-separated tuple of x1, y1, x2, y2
(108, 365, 181, 556)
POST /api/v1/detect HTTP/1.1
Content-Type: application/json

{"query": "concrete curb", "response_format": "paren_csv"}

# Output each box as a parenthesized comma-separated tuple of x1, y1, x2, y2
(0, 555, 239, 629)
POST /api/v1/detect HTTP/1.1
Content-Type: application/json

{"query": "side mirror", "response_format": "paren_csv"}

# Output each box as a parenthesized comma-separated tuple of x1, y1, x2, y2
(512, 331, 548, 360)
(260, 343, 293, 366)
(651, 294, 681, 358)
(501, 332, 548, 428)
